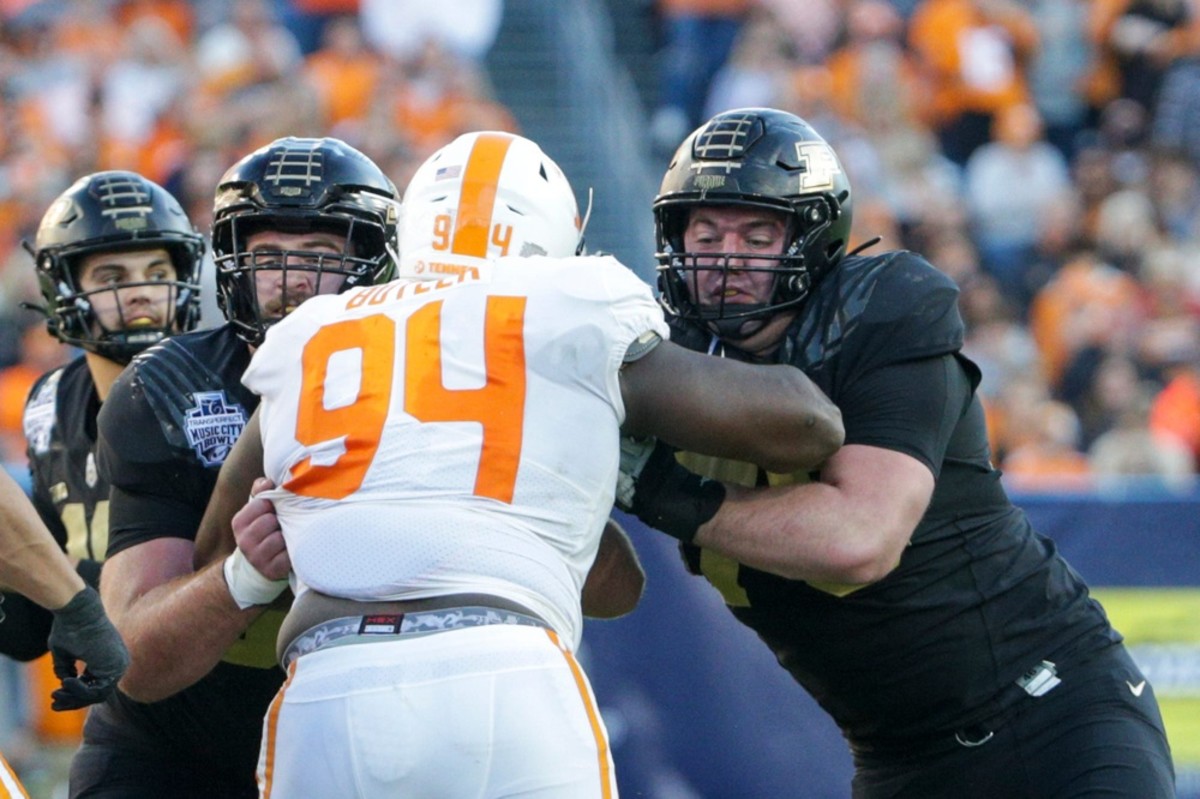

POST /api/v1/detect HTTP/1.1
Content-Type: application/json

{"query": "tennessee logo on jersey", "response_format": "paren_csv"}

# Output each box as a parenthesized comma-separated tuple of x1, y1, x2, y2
(406, 259, 482, 280)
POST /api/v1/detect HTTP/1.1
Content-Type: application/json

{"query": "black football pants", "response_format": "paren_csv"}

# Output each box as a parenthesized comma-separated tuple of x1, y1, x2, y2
(851, 644, 1176, 799)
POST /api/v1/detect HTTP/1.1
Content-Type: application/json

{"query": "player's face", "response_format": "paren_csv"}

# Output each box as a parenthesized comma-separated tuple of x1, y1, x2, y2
(76, 248, 178, 335)
(681, 206, 789, 308)
(244, 229, 349, 321)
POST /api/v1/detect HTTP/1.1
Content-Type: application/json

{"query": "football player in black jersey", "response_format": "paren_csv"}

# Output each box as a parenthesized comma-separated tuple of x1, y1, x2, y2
(620, 108, 1176, 798)
(2, 170, 202, 666)
(72, 138, 400, 799)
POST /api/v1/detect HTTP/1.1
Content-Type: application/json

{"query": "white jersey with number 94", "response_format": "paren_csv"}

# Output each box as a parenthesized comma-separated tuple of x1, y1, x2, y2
(242, 254, 667, 649)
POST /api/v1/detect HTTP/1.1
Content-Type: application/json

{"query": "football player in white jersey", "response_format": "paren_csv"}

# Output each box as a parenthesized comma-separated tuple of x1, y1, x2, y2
(198, 131, 844, 798)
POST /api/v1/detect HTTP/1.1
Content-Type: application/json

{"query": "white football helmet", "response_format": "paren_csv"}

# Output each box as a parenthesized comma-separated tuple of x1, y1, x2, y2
(398, 131, 584, 279)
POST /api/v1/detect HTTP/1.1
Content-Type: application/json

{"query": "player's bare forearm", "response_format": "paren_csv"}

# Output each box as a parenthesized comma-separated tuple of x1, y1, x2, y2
(582, 518, 644, 619)
(195, 410, 265, 569)
(621, 340, 843, 472)
(694, 444, 932, 585)
(0, 472, 85, 609)
(102, 540, 266, 703)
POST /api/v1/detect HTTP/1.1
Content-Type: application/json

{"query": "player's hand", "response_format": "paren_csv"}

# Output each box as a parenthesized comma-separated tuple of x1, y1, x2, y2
(616, 439, 726, 544)
(232, 478, 290, 581)
(224, 478, 290, 610)
(47, 586, 131, 711)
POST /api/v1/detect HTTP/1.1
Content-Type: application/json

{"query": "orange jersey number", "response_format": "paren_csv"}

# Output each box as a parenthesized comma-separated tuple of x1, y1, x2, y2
(286, 314, 396, 499)
(433, 212, 513, 257)
(285, 298, 528, 502)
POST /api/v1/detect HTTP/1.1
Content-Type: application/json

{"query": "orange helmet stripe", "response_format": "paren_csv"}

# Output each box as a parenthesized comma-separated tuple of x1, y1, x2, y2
(451, 133, 514, 258)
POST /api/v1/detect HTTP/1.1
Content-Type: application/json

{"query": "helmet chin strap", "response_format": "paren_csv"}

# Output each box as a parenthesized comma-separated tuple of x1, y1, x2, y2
(703, 312, 769, 342)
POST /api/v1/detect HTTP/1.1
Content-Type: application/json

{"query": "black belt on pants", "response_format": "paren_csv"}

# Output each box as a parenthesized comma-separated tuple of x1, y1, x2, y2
(280, 605, 549, 669)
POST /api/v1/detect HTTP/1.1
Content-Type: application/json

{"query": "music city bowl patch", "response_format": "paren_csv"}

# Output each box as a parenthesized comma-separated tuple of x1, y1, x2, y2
(23, 369, 63, 455)
(183, 391, 247, 467)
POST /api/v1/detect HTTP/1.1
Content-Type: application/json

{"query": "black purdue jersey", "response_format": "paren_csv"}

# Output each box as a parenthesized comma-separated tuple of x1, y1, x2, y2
(87, 324, 282, 796)
(0, 357, 105, 661)
(671, 251, 1119, 749)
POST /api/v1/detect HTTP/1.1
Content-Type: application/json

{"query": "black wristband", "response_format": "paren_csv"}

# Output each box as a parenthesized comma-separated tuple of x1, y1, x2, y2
(631, 450, 726, 544)
(75, 558, 103, 590)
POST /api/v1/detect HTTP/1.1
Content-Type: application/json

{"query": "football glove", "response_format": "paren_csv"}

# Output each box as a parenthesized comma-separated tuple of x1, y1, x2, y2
(47, 586, 131, 711)
(615, 438, 725, 544)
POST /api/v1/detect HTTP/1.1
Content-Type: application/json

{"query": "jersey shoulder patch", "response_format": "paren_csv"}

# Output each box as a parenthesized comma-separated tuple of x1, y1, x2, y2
(100, 326, 254, 468)
(23, 367, 65, 456)
(178, 390, 249, 467)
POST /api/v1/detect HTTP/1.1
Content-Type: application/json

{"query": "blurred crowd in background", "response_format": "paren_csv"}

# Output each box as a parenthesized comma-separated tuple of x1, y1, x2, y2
(3, 0, 1200, 506)
(652, 0, 1200, 496)
(0, 0, 518, 486)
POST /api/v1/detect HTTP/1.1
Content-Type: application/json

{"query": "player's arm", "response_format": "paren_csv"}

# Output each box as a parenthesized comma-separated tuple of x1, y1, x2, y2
(581, 518, 644, 619)
(609, 334, 842, 597)
(194, 409, 266, 568)
(635, 355, 966, 585)
(0, 470, 86, 610)
(0, 470, 129, 709)
(0, 478, 58, 659)
(194, 409, 289, 588)
(101, 521, 270, 702)
(98, 404, 277, 703)
(620, 338, 844, 472)
(699, 443, 931, 585)
(0, 470, 102, 661)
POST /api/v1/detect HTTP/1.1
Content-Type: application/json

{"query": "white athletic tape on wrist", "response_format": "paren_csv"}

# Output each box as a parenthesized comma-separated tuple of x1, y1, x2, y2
(223, 549, 288, 610)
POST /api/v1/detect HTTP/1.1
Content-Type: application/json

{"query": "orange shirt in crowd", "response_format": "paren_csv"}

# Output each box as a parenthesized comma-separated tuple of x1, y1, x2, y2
(1149, 370, 1200, 463)
(1028, 254, 1145, 390)
(114, 0, 195, 44)
(305, 49, 381, 127)
(907, 0, 1036, 124)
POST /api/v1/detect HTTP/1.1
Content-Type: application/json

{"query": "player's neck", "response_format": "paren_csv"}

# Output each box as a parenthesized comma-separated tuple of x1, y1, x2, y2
(720, 311, 796, 362)
(85, 351, 125, 401)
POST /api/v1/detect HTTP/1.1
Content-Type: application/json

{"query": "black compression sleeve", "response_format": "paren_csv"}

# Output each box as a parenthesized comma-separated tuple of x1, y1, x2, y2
(76, 558, 103, 589)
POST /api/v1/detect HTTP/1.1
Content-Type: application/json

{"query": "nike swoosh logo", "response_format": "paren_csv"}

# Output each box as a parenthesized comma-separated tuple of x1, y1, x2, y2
(1127, 680, 1146, 697)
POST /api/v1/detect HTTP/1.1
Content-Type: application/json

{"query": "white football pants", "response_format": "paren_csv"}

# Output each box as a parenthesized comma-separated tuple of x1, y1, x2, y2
(257, 624, 617, 798)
